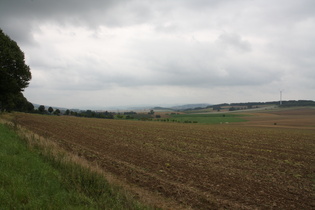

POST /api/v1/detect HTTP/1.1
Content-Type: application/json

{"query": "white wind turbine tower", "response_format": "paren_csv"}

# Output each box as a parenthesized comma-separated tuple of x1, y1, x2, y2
(280, 90, 284, 105)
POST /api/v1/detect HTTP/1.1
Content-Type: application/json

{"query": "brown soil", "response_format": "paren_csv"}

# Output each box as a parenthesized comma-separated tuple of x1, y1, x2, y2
(11, 112, 315, 209)
(237, 108, 315, 129)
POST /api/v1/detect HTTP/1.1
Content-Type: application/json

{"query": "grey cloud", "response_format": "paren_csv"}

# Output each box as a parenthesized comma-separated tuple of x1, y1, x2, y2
(217, 33, 251, 52)
(148, 64, 280, 88)
(0, 0, 127, 44)
(0, 0, 153, 29)
(0, 0, 117, 21)
(1, 0, 315, 107)
(127, 34, 278, 88)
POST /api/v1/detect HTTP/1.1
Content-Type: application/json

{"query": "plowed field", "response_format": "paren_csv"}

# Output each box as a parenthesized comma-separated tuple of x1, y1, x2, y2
(12, 112, 315, 209)
(237, 108, 315, 129)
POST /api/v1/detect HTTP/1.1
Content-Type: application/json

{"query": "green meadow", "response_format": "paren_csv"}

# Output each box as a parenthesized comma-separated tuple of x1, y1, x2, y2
(0, 123, 149, 210)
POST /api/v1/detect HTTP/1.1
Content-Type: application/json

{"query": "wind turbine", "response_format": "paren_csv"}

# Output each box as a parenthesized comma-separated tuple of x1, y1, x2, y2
(280, 90, 284, 105)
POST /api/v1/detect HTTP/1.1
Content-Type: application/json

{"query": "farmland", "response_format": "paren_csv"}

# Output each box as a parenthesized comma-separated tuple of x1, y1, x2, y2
(168, 113, 247, 124)
(6, 108, 315, 209)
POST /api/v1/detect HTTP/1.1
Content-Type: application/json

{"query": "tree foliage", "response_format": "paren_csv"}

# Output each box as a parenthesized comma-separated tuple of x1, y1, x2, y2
(77, 110, 114, 119)
(38, 105, 45, 113)
(54, 109, 61, 115)
(48, 107, 54, 114)
(0, 29, 32, 112)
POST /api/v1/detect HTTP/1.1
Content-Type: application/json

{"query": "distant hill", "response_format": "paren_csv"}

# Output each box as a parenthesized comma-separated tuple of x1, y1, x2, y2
(153, 103, 211, 111)
(169, 103, 211, 110)
(31, 100, 314, 113)
(208, 100, 315, 108)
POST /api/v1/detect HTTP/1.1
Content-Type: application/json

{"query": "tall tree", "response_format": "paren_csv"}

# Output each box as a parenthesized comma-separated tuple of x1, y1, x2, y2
(54, 109, 61, 115)
(38, 105, 45, 113)
(0, 29, 32, 112)
(48, 107, 54, 114)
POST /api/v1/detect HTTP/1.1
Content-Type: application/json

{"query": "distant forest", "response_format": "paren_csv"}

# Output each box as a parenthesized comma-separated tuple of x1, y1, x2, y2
(185, 100, 315, 111)
(212, 100, 315, 107)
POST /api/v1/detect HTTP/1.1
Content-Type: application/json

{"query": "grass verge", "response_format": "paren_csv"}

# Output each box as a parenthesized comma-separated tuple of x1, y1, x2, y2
(0, 123, 150, 210)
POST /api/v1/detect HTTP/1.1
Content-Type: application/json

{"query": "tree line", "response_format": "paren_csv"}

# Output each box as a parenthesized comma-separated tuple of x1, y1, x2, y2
(207, 100, 315, 111)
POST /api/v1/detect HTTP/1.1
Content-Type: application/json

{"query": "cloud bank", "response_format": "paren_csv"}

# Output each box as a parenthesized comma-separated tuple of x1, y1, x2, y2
(1, 0, 314, 109)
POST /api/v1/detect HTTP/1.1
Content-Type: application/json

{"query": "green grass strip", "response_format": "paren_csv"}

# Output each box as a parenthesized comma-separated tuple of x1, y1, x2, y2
(0, 123, 149, 210)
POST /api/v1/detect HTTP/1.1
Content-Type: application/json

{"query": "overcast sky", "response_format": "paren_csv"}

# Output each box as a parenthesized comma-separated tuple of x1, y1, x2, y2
(1, 0, 314, 109)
